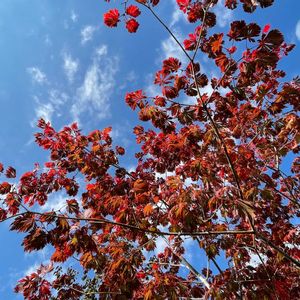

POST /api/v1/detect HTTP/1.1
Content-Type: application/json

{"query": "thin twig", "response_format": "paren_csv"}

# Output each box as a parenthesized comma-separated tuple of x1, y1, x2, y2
(162, 236, 211, 289)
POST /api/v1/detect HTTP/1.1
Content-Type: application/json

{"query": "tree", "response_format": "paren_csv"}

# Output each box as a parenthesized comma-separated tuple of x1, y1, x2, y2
(0, 0, 299, 299)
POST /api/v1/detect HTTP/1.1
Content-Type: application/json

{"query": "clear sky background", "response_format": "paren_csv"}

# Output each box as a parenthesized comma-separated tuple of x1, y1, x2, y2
(0, 0, 299, 298)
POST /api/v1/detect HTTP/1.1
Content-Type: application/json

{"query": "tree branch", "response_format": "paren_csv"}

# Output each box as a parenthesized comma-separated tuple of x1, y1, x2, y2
(163, 236, 211, 289)
(256, 232, 300, 269)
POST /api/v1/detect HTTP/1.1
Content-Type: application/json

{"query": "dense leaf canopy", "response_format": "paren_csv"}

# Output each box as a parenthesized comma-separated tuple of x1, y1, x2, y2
(0, 0, 299, 299)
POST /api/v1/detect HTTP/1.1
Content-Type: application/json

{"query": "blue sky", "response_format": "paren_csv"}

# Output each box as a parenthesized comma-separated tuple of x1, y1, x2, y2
(0, 0, 300, 298)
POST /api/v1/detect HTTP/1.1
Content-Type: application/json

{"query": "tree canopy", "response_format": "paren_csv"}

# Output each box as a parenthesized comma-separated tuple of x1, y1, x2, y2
(0, 0, 299, 299)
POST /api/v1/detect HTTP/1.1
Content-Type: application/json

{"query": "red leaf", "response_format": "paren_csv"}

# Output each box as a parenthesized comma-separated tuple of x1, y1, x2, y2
(5, 166, 16, 178)
(10, 213, 36, 232)
(162, 86, 179, 99)
(136, 271, 146, 279)
(183, 33, 197, 50)
(133, 179, 148, 194)
(103, 9, 120, 28)
(228, 46, 237, 54)
(116, 146, 125, 155)
(163, 57, 181, 72)
(0, 182, 11, 194)
(126, 5, 141, 18)
(210, 33, 224, 54)
(126, 19, 139, 33)
(125, 90, 146, 110)
(263, 24, 271, 33)
(176, 0, 190, 12)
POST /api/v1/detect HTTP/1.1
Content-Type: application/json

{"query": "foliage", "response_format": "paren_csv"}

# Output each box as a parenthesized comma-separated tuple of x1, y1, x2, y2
(1, 0, 300, 299)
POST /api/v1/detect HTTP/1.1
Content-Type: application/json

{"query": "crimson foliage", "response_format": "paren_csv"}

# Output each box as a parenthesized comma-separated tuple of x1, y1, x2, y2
(0, 0, 299, 299)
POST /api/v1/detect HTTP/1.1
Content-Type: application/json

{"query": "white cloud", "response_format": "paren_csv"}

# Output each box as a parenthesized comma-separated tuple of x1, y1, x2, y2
(34, 102, 54, 124)
(126, 70, 137, 82)
(155, 236, 168, 254)
(296, 20, 300, 41)
(29, 45, 119, 125)
(119, 70, 137, 90)
(145, 73, 161, 96)
(170, 0, 186, 27)
(23, 260, 55, 285)
(27, 67, 47, 84)
(182, 238, 196, 261)
(71, 10, 78, 23)
(31, 90, 69, 125)
(161, 33, 188, 63)
(63, 52, 79, 83)
(214, 0, 234, 28)
(81, 25, 97, 45)
(44, 35, 52, 46)
(248, 253, 267, 267)
(42, 193, 67, 212)
(48, 89, 69, 107)
(110, 122, 132, 147)
(71, 45, 118, 123)
(24, 262, 41, 276)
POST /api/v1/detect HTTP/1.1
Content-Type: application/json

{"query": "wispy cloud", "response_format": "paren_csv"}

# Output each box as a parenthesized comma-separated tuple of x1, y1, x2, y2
(34, 101, 54, 124)
(44, 35, 52, 46)
(31, 90, 69, 125)
(29, 46, 118, 126)
(71, 10, 78, 23)
(110, 121, 133, 147)
(27, 67, 47, 85)
(214, 0, 234, 28)
(24, 263, 42, 276)
(41, 193, 67, 212)
(248, 252, 267, 267)
(119, 70, 137, 91)
(169, 0, 186, 27)
(71, 45, 119, 123)
(63, 52, 79, 83)
(81, 25, 97, 45)
(296, 20, 300, 41)
(48, 89, 69, 107)
(161, 33, 188, 63)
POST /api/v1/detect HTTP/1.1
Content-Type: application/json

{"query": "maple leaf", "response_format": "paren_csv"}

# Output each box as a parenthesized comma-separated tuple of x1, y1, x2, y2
(103, 9, 120, 28)
(22, 228, 48, 252)
(133, 179, 148, 194)
(176, 0, 190, 12)
(162, 86, 179, 99)
(163, 57, 181, 73)
(183, 33, 198, 50)
(228, 45, 237, 54)
(225, 0, 237, 9)
(143, 203, 153, 216)
(260, 29, 284, 50)
(210, 33, 224, 54)
(228, 20, 261, 42)
(5, 166, 16, 178)
(126, 5, 141, 18)
(126, 18, 139, 33)
(0, 182, 11, 194)
(125, 90, 146, 110)
(10, 213, 36, 233)
(51, 246, 71, 263)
